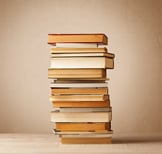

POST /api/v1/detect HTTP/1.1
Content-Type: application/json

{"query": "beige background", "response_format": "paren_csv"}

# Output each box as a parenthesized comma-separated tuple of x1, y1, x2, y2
(0, 0, 161, 133)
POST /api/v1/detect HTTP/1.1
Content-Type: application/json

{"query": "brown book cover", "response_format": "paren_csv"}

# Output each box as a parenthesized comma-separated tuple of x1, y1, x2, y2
(48, 33, 108, 45)
(52, 100, 110, 108)
(55, 122, 111, 131)
(51, 87, 108, 95)
(48, 68, 106, 79)
(50, 47, 107, 53)
(50, 95, 108, 102)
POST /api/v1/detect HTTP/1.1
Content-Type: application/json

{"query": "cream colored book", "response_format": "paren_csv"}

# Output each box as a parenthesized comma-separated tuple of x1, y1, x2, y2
(50, 82, 108, 88)
(55, 43, 98, 48)
(50, 95, 108, 102)
(50, 47, 107, 53)
(51, 111, 112, 122)
(50, 57, 114, 69)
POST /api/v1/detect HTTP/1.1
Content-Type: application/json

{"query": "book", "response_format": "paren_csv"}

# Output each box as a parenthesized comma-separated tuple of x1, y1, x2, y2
(56, 131, 112, 135)
(51, 111, 112, 122)
(54, 107, 112, 112)
(50, 47, 107, 53)
(55, 131, 113, 135)
(52, 78, 109, 82)
(59, 133, 112, 137)
(48, 34, 107, 45)
(50, 57, 114, 69)
(48, 69, 106, 79)
(50, 82, 108, 88)
(60, 137, 112, 144)
(50, 52, 114, 58)
(55, 122, 111, 131)
(52, 100, 110, 108)
(51, 87, 108, 95)
(55, 43, 98, 48)
(50, 95, 109, 102)
(48, 33, 114, 144)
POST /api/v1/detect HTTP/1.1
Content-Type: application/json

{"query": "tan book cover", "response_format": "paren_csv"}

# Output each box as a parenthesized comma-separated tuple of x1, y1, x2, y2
(51, 87, 108, 95)
(55, 122, 111, 131)
(52, 100, 110, 108)
(48, 33, 108, 45)
(50, 95, 108, 102)
(50, 47, 107, 53)
(48, 68, 106, 79)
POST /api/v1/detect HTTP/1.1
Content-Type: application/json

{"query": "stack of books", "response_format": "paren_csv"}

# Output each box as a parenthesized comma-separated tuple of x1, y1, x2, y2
(48, 34, 115, 144)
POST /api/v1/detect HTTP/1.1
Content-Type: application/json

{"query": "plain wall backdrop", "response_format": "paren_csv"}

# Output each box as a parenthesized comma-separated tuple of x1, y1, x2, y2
(0, 0, 161, 133)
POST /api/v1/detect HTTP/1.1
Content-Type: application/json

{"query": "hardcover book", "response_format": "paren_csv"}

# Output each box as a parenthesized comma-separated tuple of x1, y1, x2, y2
(48, 33, 108, 45)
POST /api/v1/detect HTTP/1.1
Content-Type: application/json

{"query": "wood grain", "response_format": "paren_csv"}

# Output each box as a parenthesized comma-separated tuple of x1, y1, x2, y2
(61, 137, 112, 144)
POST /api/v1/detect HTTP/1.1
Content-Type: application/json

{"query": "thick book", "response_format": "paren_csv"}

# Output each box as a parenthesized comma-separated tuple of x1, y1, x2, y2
(51, 111, 112, 122)
(50, 95, 108, 101)
(48, 69, 106, 79)
(48, 33, 108, 45)
(52, 100, 110, 108)
(50, 57, 114, 69)
(55, 122, 111, 131)
(50, 82, 108, 88)
(60, 137, 112, 144)
(50, 47, 107, 53)
(51, 87, 108, 95)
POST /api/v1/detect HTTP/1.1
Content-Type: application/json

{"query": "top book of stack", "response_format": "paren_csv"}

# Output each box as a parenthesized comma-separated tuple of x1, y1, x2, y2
(48, 34, 108, 45)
